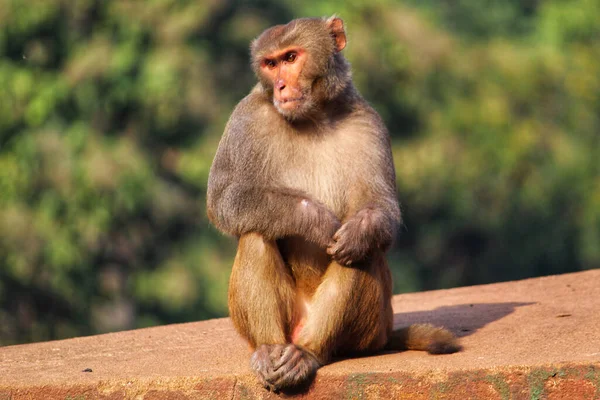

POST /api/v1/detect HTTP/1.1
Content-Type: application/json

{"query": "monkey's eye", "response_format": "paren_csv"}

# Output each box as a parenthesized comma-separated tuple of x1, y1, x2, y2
(284, 52, 297, 63)
(264, 59, 277, 69)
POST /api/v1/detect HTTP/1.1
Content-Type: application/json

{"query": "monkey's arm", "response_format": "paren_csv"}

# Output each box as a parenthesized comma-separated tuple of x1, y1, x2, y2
(208, 182, 340, 248)
(207, 122, 340, 248)
(327, 118, 401, 265)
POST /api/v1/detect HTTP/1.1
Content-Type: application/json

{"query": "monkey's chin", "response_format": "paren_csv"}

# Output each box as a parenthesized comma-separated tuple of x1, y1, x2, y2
(274, 99, 311, 121)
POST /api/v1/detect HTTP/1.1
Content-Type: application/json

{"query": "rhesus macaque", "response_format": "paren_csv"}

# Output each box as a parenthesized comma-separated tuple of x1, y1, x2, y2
(207, 16, 459, 392)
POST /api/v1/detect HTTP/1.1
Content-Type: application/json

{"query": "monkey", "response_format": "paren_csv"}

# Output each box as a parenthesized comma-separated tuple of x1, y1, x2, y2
(206, 16, 460, 392)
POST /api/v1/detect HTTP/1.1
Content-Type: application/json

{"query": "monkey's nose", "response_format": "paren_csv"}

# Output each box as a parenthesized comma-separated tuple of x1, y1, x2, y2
(276, 79, 286, 91)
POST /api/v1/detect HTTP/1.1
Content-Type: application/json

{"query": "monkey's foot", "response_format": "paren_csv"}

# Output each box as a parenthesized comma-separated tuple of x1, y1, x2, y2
(250, 344, 278, 390)
(250, 344, 321, 392)
(262, 344, 320, 391)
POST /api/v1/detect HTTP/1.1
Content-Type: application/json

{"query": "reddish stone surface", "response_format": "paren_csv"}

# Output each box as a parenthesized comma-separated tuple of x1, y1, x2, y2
(545, 378, 597, 400)
(1, 270, 599, 399)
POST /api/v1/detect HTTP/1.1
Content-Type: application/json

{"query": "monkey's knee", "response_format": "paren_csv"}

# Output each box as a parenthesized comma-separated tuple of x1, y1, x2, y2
(237, 232, 271, 258)
(235, 233, 288, 272)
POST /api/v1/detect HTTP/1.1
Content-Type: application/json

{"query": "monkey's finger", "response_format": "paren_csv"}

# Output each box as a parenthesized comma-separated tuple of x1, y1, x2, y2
(273, 346, 303, 373)
(272, 362, 305, 389)
(344, 253, 357, 265)
(256, 373, 273, 390)
(267, 351, 303, 385)
(326, 242, 340, 256)
(332, 244, 349, 258)
(251, 345, 272, 369)
(334, 251, 354, 266)
(264, 379, 278, 393)
(269, 344, 285, 360)
(333, 224, 349, 241)
(272, 354, 317, 390)
(330, 247, 347, 261)
(339, 257, 351, 266)
(272, 345, 297, 370)
(250, 345, 276, 382)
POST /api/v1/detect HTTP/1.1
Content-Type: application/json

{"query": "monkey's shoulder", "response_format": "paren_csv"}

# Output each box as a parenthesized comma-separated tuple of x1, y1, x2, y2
(349, 98, 388, 129)
(224, 89, 281, 138)
(333, 100, 391, 145)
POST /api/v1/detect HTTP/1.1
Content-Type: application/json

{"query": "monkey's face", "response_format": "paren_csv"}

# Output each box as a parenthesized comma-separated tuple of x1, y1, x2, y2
(259, 48, 315, 120)
(251, 17, 348, 121)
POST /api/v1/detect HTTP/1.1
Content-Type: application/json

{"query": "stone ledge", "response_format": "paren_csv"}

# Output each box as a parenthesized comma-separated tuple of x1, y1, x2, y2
(1, 270, 599, 399)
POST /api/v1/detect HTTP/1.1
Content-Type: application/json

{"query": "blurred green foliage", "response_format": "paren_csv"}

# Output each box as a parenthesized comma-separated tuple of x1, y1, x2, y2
(0, 0, 598, 345)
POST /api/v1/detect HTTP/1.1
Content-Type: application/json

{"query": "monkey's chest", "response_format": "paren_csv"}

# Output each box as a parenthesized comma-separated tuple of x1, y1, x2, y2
(277, 140, 362, 218)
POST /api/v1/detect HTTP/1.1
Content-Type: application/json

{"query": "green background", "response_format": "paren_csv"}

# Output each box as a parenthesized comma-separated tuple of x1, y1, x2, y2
(1, 0, 599, 345)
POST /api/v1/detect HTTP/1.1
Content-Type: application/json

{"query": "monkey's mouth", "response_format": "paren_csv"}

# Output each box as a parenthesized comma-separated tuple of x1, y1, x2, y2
(276, 97, 304, 110)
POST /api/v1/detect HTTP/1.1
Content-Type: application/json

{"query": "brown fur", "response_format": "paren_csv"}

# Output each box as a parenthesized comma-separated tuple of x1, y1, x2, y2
(206, 16, 460, 392)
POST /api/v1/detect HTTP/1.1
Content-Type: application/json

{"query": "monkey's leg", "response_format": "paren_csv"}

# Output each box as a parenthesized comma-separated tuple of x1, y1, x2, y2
(264, 255, 393, 390)
(228, 233, 296, 389)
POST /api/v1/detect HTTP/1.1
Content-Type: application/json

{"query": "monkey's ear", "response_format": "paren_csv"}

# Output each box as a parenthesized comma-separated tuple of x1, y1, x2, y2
(326, 16, 346, 52)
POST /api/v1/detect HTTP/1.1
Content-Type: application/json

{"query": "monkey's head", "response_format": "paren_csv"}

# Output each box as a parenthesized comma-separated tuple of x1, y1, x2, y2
(251, 16, 351, 121)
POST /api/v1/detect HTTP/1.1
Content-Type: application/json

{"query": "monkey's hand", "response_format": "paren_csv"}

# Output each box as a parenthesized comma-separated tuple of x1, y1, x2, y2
(298, 198, 341, 249)
(327, 207, 390, 265)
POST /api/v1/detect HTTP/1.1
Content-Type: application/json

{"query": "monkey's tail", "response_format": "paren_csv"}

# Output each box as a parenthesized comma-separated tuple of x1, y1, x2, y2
(386, 323, 462, 354)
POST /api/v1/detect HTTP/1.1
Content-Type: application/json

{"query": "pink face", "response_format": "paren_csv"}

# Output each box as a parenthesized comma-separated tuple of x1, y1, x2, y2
(260, 48, 308, 114)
